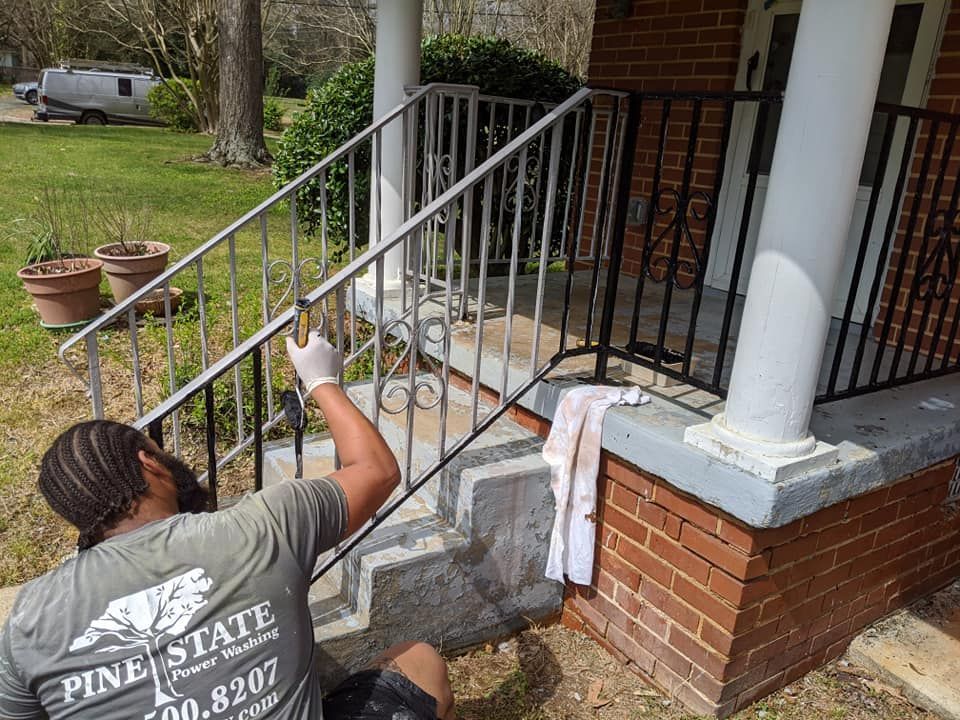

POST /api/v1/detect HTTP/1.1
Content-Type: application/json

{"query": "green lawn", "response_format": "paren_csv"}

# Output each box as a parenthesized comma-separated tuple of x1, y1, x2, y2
(0, 121, 282, 584)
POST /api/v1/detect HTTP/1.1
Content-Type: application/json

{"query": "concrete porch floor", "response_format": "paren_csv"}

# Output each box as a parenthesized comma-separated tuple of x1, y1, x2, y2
(361, 270, 927, 404)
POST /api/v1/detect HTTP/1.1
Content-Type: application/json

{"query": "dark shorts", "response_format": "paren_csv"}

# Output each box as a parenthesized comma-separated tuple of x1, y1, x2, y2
(322, 669, 438, 720)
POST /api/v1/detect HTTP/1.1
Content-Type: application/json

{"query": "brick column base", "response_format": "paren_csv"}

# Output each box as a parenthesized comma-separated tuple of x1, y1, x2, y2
(560, 453, 960, 717)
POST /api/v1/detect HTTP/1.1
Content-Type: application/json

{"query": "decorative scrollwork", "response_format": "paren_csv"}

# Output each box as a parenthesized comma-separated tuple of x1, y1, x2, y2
(424, 151, 453, 223)
(641, 189, 713, 290)
(378, 316, 448, 415)
(265, 256, 327, 323)
(504, 152, 541, 214)
(913, 208, 960, 302)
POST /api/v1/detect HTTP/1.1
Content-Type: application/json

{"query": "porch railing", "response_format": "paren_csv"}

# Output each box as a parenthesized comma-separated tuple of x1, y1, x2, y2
(60, 85, 626, 584)
(59, 83, 482, 453)
(58, 83, 960, 563)
(819, 102, 960, 402)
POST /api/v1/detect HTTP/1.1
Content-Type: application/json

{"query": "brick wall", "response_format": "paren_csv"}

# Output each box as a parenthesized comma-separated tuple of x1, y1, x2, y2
(560, 453, 960, 717)
(583, 0, 747, 336)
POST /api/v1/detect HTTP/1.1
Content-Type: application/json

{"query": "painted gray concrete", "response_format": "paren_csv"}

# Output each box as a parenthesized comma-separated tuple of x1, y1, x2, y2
(353, 281, 960, 528)
(262, 380, 562, 686)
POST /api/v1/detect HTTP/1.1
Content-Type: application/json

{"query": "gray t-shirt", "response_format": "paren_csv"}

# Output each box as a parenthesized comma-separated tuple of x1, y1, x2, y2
(0, 477, 348, 720)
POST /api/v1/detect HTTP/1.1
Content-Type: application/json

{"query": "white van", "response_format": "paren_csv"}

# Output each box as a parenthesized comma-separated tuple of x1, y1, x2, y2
(36, 60, 163, 126)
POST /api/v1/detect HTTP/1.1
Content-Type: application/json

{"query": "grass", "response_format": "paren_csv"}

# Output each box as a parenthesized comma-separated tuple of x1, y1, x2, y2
(265, 95, 308, 129)
(0, 120, 282, 584)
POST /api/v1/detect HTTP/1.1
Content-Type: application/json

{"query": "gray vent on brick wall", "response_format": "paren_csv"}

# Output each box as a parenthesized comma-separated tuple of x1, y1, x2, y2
(948, 459, 960, 505)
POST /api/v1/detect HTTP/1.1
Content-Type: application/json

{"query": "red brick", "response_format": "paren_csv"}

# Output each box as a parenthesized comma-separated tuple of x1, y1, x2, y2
(668, 624, 729, 680)
(599, 548, 642, 595)
(664, 512, 683, 539)
(637, 499, 668, 530)
(833, 533, 876, 564)
(717, 518, 763, 555)
(808, 564, 853, 598)
(584, 588, 637, 635)
(735, 671, 786, 711)
(610, 483, 640, 514)
(596, 569, 617, 599)
(641, 577, 702, 633)
(603, 503, 648, 546)
(638, 628, 694, 678)
(654, 483, 720, 533)
(769, 533, 819, 569)
(681, 523, 769, 580)
(561, 606, 584, 632)
(846, 488, 889, 518)
(673, 574, 752, 634)
(650, 531, 712, 585)
(635, 603, 671, 639)
(801, 502, 850, 534)
(614, 582, 643, 617)
(777, 596, 825, 633)
(601, 454, 655, 498)
(569, 593, 609, 636)
(619, 538, 674, 588)
(607, 622, 658, 675)
(753, 520, 803, 550)
(759, 595, 787, 623)
(709, 568, 775, 607)
(816, 521, 858, 551)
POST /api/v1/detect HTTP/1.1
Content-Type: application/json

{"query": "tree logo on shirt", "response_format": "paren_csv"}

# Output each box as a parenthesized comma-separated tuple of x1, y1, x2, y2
(69, 567, 213, 706)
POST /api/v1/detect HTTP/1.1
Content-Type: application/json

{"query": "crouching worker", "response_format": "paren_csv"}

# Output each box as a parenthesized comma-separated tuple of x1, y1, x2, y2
(0, 332, 455, 720)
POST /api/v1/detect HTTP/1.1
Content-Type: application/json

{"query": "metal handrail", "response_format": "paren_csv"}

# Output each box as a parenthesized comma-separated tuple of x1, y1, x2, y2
(122, 85, 623, 587)
(57, 82, 477, 384)
(133, 86, 602, 430)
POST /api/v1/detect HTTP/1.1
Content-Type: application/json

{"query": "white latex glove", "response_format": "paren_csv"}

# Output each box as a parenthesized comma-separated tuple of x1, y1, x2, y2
(286, 330, 341, 395)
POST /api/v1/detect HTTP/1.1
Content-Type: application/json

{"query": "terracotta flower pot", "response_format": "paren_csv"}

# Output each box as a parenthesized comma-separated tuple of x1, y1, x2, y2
(18, 258, 104, 326)
(94, 242, 170, 303)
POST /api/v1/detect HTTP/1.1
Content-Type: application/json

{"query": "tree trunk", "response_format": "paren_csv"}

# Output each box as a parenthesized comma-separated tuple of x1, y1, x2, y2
(207, 0, 271, 167)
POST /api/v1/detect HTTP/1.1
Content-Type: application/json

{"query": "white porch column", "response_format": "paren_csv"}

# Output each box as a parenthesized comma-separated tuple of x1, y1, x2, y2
(371, 0, 423, 285)
(686, 0, 896, 480)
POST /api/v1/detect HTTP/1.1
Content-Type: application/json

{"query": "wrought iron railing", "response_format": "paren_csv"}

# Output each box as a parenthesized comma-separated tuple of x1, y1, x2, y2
(58, 84, 960, 586)
(61, 85, 626, 583)
(585, 92, 960, 403)
(59, 83, 482, 452)
(819, 102, 960, 402)
(588, 91, 783, 395)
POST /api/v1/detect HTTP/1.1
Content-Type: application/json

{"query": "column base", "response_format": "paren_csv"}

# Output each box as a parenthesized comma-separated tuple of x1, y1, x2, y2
(684, 414, 838, 482)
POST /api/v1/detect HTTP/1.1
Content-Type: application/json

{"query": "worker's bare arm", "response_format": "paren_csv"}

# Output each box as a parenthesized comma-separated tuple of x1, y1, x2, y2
(309, 383, 400, 536)
(286, 332, 400, 538)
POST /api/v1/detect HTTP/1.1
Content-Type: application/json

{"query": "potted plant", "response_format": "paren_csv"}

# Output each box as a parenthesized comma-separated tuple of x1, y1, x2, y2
(13, 188, 104, 328)
(92, 201, 170, 303)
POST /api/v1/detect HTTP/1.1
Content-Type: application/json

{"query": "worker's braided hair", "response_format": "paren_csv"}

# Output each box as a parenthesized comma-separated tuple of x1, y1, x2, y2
(38, 420, 204, 550)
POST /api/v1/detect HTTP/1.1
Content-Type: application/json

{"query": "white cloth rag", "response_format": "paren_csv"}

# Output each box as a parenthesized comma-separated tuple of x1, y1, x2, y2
(543, 385, 649, 585)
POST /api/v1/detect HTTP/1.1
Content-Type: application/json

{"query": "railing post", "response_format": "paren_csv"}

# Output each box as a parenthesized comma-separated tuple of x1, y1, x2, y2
(594, 93, 641, 381)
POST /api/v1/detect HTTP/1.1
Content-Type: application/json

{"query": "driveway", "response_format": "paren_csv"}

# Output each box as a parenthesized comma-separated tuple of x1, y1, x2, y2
(0, 92, 41, 123)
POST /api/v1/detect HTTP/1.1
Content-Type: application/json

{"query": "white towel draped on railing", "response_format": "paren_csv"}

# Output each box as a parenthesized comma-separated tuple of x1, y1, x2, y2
(543, 385, 650, 585)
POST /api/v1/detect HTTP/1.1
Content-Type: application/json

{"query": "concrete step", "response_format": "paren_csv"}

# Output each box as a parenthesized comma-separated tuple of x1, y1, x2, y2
(261, 379, 562, 686)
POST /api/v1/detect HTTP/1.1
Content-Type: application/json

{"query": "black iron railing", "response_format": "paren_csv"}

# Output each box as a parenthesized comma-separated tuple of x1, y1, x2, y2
(591, 91, 783, 396)
(820, 102, 960, 402)
(587, 91, 960, 403)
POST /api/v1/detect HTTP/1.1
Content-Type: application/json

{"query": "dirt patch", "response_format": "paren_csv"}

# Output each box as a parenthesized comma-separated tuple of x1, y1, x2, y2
(446, 624, 941, 720)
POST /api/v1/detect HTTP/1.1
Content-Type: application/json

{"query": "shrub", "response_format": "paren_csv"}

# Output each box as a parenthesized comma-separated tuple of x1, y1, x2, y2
(148, 81, 200, 132)
(263, 97, 283, 131)
(273, 35, 582, 260)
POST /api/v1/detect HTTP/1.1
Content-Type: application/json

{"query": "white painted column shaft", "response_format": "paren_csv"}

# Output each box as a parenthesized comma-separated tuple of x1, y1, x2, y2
(716, 0, 897, 456)
(372, 0, 423, 284)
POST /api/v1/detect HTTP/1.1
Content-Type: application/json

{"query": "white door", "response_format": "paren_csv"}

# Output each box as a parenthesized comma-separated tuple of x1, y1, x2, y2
(706, 0, 948, 320)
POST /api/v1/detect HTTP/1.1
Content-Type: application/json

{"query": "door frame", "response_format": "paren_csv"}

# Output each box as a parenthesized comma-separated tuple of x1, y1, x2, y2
(705, 0, 950, 305)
